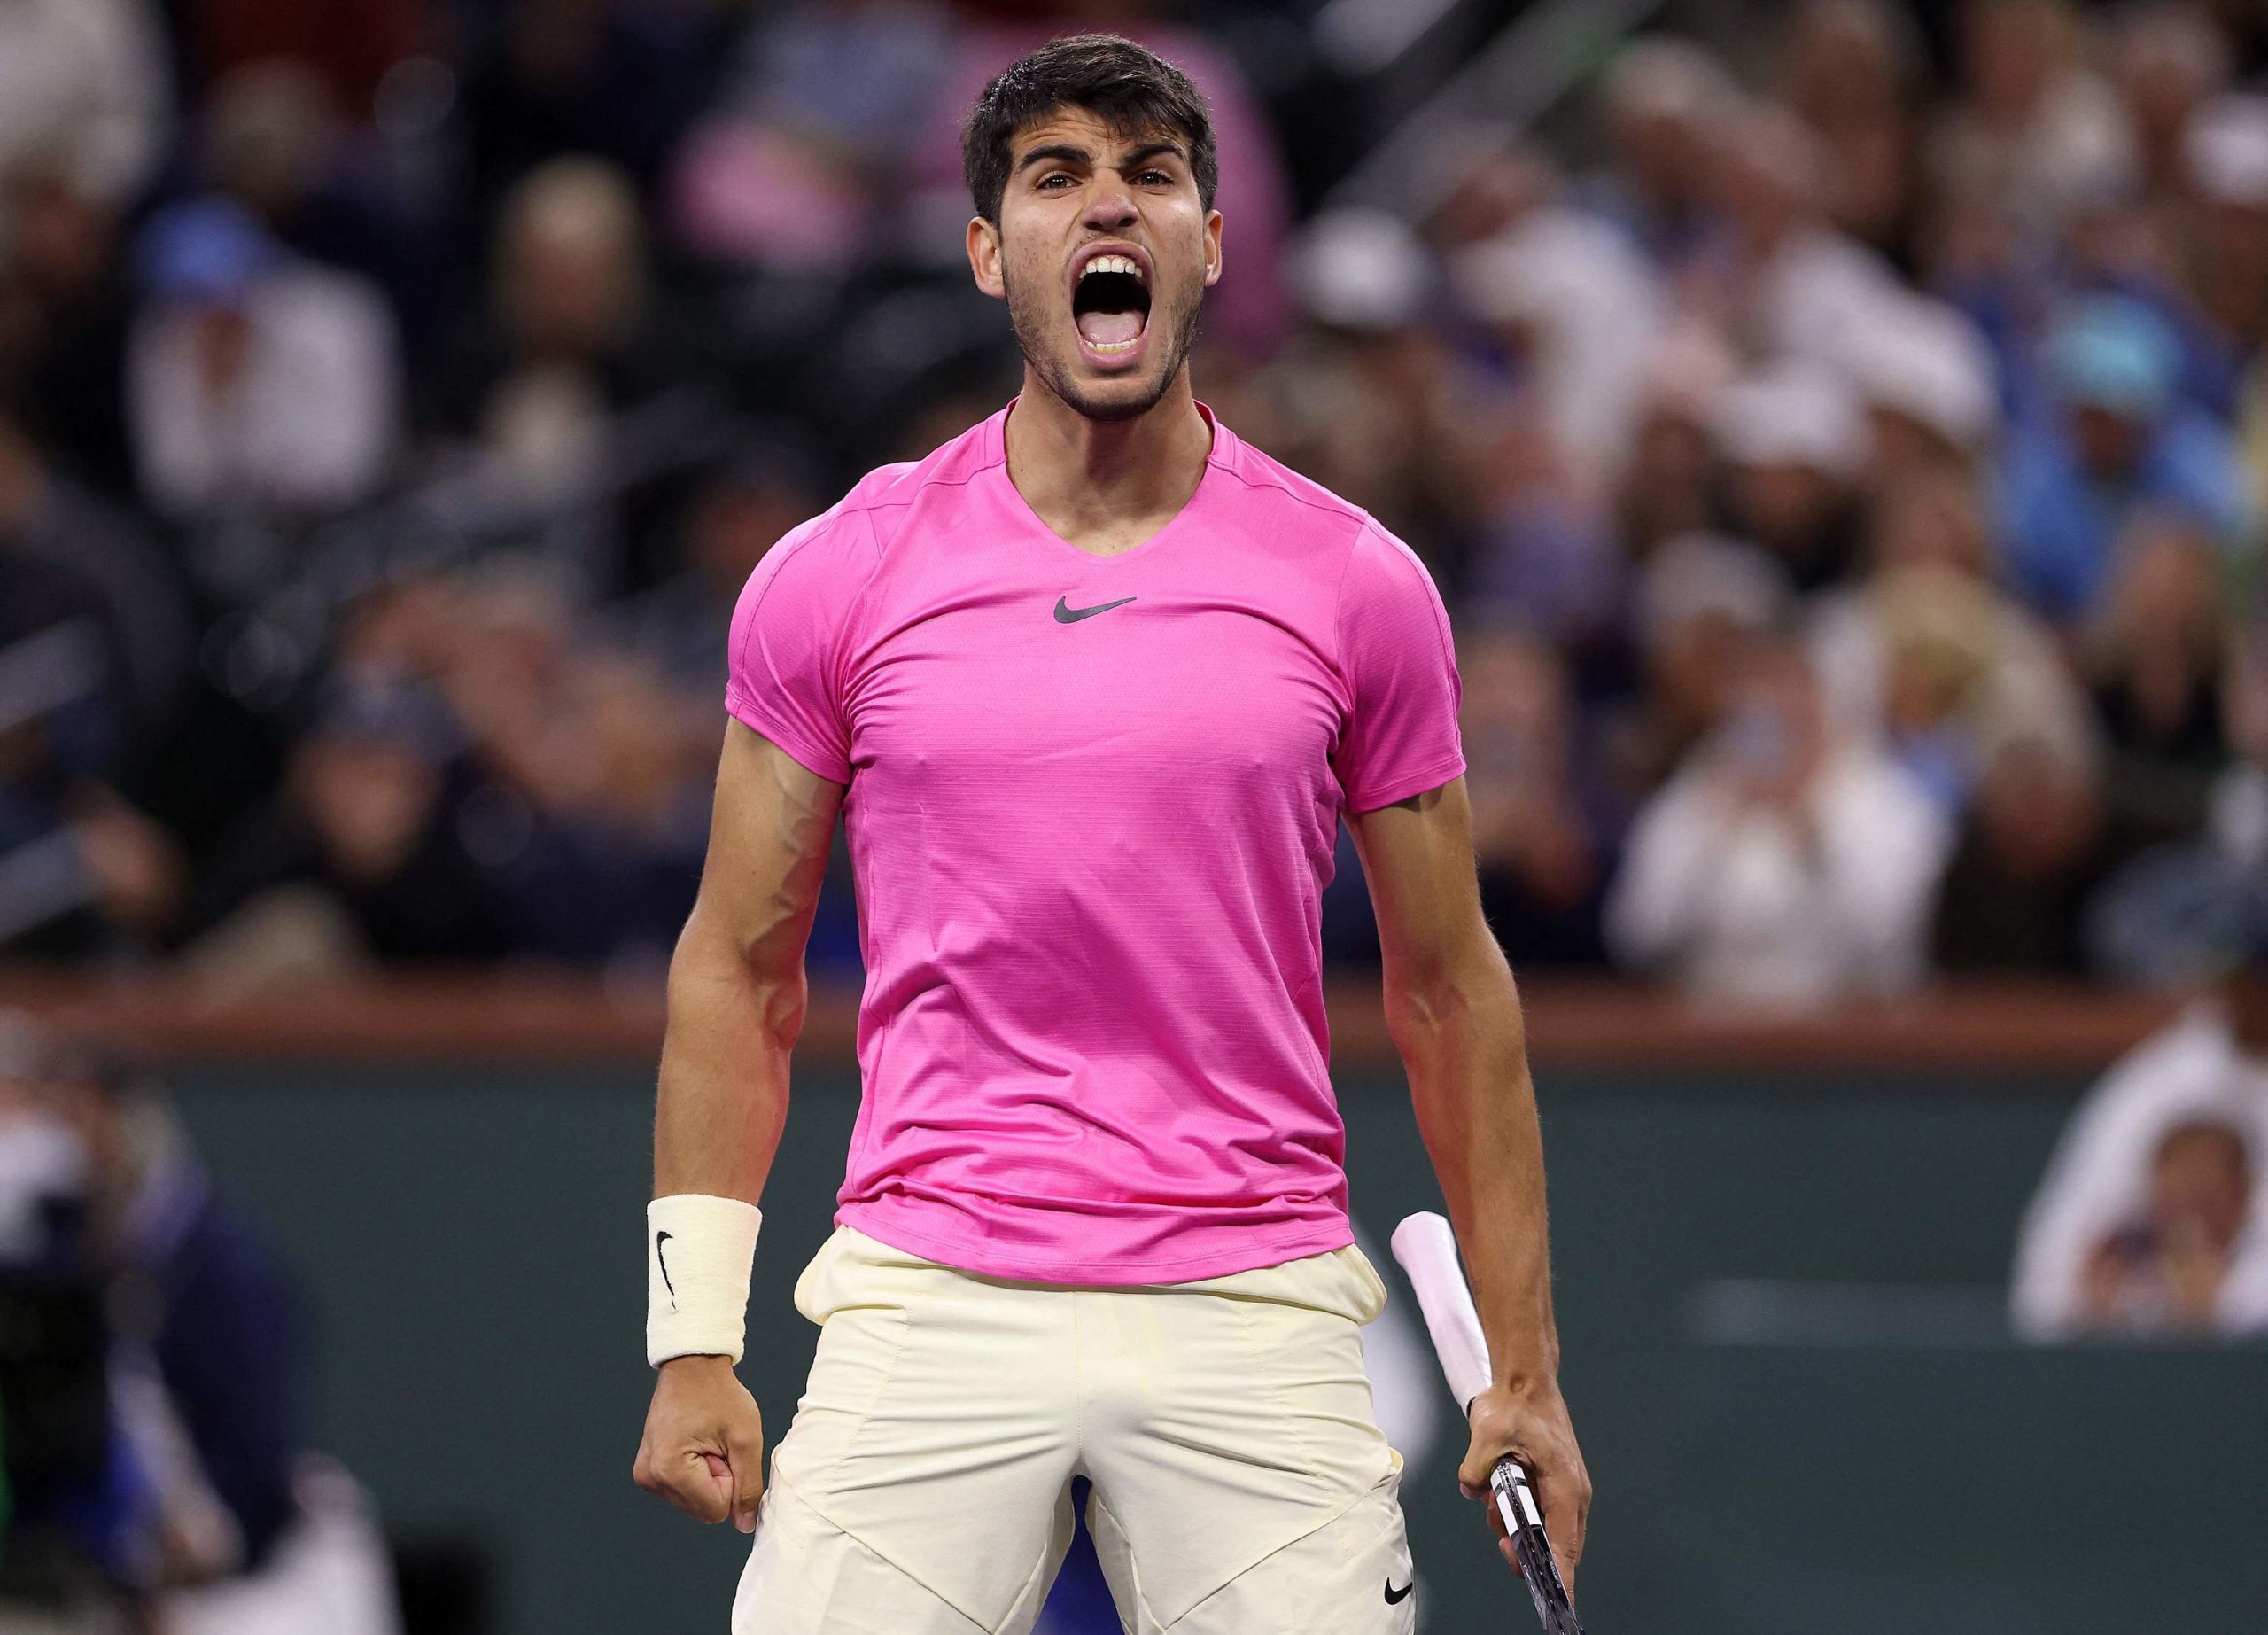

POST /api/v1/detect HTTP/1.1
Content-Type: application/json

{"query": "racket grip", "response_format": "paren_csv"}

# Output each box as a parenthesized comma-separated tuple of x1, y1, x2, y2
(1390, 1211, 1494, 1410)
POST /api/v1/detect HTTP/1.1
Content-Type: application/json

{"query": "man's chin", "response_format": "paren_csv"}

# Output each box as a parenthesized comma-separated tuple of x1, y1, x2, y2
(1059, 374, 1169, 422)
(1023, 346, 1171, 421)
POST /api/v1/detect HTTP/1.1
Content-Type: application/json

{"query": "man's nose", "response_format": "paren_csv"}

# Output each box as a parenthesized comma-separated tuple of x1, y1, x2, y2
(1082, 176, 1138, 233)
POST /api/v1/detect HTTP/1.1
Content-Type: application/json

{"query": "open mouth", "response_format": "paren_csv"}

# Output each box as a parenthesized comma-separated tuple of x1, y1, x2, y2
(1072, 250, 1151, 364)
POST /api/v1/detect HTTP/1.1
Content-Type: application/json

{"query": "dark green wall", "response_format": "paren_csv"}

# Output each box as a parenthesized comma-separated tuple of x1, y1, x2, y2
(169, 1063, 2268, 1635)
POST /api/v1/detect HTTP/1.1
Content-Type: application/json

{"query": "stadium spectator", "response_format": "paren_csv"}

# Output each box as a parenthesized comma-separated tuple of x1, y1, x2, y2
(1607, 531, 1790, 801)
(1612, 329, 1738, 564)
(184, 677, 515, 976)
(425, 158, 664, 504)
(1930, 723, 2109, 973)
(1691, 105, 1903, 370)
(1930, 0, 2132, 260)
(2000, 294, 2250, 621)
(1460, 424, 1625, 655)
(2013, 935, 2268, 1335)
(1447, 144, 1664, 488)
(2112, 4, 2232, 215)
(0, 0, 171, 208)
(2186, 97, 2268, 486)
(2075, 1118, 2256, 1332)
(1808, 471, 2088, 815)
(1830, 290, 2000, 488)
(1606, 632, 1950, 1008)
(1776, 0, 1925, 262)
(126, 198, 400, 576)
(1714, 363, 1868, 591)
(1459, 628, 1612, 969)
(198, 59, 438, 346)
(672, 0, 957, 271)
(2081, 512, 2231, 836)
(1584, 37, 1741, 275)
(0, 164, 140, 498)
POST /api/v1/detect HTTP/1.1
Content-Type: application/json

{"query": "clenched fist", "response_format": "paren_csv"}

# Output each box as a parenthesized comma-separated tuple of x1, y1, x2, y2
(633, 1356, 766, 1533)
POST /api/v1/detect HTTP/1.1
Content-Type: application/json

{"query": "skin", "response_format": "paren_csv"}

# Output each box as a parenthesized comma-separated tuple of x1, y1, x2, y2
(1348, 782, 1592, 1587)
(637, 100, 1590, 1593)
(966, 109, 1220, 555)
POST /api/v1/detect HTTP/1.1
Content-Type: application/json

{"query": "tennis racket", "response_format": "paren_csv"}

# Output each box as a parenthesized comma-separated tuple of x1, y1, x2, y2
(1390, 1211, 1586, 1635)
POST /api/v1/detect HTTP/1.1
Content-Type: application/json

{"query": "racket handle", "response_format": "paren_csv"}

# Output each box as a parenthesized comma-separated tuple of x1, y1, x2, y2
(1389, 1211, 1493, 1410)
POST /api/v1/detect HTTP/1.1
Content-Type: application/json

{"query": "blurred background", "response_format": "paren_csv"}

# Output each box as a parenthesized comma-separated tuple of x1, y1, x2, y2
(1, 0, 2266, 1629)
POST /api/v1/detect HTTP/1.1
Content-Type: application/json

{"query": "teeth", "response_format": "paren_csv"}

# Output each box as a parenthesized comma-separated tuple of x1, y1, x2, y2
(1089, 338, 1140, 354)
(1080, 253, 1146, 285)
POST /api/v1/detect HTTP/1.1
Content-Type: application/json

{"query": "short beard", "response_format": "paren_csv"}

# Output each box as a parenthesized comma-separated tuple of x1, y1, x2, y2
(1003, 264, 1202, 423)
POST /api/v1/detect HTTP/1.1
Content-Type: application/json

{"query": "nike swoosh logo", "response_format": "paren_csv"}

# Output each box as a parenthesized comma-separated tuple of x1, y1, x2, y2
(1384, 1578, 1413, 1605)
(1053, 595, 1136, 623)
(656, 1230, 677, 1305)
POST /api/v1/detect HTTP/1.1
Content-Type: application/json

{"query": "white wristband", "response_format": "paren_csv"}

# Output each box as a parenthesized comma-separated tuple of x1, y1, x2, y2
(646, 1195, 762, 1366)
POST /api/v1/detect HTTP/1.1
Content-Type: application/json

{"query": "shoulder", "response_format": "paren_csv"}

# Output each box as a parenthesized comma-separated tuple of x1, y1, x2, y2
(1334, 510, 1452, 650)
(1203, 423, 1444, 600)
(1209, 422, 1373, 536)
(2096, 1008, 2233, 1102)
(829, 412, 1006, 555)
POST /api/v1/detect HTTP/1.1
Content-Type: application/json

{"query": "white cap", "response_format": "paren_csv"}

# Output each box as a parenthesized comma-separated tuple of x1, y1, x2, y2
(1292, 206, 1433, 331)
(1715, 364, 1865, 479)
(1635, 532, 1791, 646)
(1834, 293, 1999, 452)
(1449, 218, 1620, 328)
(2188, 95, 2268, 209)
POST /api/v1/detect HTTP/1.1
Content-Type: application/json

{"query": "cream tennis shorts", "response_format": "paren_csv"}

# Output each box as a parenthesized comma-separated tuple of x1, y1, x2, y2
(733, 1226, 1418, 1634)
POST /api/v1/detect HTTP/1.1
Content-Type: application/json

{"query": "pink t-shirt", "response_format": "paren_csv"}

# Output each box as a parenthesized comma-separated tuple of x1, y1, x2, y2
(726, 403, 1464, 1283)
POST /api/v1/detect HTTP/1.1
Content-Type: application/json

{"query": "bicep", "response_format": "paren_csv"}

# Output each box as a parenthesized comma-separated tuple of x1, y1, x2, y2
(1346, 777, 1497, 988)
(682, 720, 845, 977)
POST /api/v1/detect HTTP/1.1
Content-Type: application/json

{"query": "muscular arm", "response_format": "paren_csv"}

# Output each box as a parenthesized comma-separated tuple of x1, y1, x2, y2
(636, 721, 843, 1532)
(655, 720, 843, 1203)
(1348, 777, 1592, 1588)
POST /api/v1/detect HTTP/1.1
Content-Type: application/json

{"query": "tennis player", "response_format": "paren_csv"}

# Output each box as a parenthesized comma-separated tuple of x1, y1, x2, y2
(633, 34, 1589, 1632)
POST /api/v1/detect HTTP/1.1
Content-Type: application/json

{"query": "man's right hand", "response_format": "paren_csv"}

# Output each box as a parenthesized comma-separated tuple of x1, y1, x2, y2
(633, 1356, 766, 1532)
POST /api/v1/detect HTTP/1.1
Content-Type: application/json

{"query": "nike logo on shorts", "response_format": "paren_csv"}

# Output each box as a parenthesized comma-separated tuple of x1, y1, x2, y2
(1053, 595, 1136, 623)
(1383, 1578, 1413, 1605)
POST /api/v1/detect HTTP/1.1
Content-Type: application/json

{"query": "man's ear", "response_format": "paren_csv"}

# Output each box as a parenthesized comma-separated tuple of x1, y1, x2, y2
(1202, 208, 1224, 288)
(967, 216, 1006, 300)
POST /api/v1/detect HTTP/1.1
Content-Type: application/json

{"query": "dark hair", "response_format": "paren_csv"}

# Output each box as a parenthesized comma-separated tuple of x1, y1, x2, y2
(962, 34, 1218, 225)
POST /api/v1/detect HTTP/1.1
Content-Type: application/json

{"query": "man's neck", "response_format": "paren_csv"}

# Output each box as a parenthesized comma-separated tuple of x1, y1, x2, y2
(1003, 370, 1214, 557)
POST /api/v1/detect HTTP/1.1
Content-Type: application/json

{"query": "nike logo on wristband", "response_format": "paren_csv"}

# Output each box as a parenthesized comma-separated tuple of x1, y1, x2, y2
(656, 1230, 677, 1305)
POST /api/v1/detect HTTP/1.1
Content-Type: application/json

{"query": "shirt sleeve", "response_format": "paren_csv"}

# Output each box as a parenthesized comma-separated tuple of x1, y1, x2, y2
(1332, 520, 1466, 813)
(723, 505, 874, 784)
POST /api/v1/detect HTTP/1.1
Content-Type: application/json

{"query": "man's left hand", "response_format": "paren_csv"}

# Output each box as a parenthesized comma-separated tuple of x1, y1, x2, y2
(1457, 1379, 1591, 1597)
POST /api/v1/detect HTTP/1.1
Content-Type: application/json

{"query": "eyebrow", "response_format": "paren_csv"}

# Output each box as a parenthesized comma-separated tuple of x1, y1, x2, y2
(1014, 139, 1189, 177)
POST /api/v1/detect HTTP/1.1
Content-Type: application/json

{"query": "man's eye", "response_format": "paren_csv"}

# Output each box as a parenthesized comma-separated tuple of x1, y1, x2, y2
(1137, 171, 1171, 185)
(1037, 174, 1074, 189)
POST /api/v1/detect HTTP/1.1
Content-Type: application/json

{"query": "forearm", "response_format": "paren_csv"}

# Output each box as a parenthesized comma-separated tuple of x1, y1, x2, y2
(1390, 946, 1560, 1386)
(653, 907, 802, 1203)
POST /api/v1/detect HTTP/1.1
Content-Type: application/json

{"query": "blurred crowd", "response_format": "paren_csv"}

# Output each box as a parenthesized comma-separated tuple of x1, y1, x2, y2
(6, 0, 2268, 1008)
